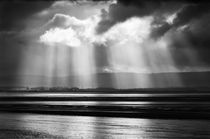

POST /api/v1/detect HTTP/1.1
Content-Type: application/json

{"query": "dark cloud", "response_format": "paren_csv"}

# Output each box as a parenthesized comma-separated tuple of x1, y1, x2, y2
(96, 0, 210, 34)
(0, 0, 54, 31)
(96, 0, 205, 34)
(96, 0, 164, 34)
(150, 22, 171, 39)
(96, 9, 115, 34)
(151, 3, 210, 39)
(173, 4, 210, 27)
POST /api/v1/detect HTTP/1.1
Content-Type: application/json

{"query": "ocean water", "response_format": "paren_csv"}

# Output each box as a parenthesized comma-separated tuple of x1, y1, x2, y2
(0, 112, 210, 139)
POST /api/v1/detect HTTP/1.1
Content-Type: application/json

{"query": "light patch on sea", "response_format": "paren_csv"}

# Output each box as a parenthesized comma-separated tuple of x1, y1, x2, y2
(0, 113, 210, 139)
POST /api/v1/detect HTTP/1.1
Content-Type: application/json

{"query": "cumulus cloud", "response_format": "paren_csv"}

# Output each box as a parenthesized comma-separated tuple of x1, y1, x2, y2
(40, 27, 81, 47)
(39, 13, 152, 48)
(39, 13, 99, 47)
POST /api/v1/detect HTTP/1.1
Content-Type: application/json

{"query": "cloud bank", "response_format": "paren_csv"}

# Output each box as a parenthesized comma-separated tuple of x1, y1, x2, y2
(39, 13, 152, 48)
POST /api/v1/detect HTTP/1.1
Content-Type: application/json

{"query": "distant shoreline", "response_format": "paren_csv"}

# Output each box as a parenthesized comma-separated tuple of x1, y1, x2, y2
(1, 87, 210, 93)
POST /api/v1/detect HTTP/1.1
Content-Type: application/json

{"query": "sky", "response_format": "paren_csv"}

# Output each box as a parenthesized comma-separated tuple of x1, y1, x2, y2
(0, 0, 210, 88)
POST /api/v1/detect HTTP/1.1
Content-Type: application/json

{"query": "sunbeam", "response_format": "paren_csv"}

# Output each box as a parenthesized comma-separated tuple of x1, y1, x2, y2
(72, 46, 97, 88)
(3, 0, 209, 89)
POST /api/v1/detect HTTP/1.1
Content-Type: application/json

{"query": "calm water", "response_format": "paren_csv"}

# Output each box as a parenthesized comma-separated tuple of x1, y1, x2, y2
(1, 92, 210, 108)
(0, 112, 210, 139)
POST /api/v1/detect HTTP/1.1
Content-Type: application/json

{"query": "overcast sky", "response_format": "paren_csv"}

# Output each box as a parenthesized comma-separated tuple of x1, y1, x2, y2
(0, 0, 210, 88)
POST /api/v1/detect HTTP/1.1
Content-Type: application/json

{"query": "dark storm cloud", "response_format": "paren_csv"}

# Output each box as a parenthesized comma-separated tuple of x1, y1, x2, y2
(96, 0, 210, 34)
(0, 0, 54, 31)
(169, 14, 210, 66)
(173, 4, 210, 27)
(96, 0, 165, 34)
(150, 23, 171, 39)
(151, 3, 210, 39)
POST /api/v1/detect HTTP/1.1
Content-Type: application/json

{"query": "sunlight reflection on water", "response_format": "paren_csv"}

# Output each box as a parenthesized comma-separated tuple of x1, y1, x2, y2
(0, 113, 210, 139)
